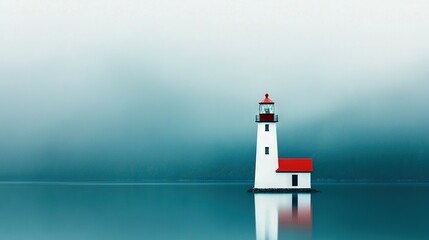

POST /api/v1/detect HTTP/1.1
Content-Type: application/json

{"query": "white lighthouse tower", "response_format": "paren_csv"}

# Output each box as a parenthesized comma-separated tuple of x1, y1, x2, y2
(254, 93, 279, 188)
(252, 93, 314, 192)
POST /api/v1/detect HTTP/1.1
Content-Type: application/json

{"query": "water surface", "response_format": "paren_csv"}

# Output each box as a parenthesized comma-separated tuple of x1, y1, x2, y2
(0, 183, 428, 239)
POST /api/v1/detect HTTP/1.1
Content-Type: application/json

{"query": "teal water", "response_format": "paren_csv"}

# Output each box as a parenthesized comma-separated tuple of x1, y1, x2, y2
(0, 183, 428, 239)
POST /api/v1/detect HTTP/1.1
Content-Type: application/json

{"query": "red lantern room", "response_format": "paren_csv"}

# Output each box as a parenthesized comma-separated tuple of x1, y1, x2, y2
(256, 93, 278, 122)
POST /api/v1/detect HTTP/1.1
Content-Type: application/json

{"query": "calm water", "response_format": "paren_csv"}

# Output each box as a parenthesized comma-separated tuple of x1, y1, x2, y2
(0, 183, 428, 239)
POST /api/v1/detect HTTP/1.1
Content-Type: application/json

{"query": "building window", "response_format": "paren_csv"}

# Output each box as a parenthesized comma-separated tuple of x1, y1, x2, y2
(292, 174, 298, 186)
(265, 147, 269, 155)
(265, 124, 269, 131)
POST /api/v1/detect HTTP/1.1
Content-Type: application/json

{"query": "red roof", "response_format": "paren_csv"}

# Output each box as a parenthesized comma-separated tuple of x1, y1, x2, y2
(259, 93, 274, 104)
(276, 158, 313, 172)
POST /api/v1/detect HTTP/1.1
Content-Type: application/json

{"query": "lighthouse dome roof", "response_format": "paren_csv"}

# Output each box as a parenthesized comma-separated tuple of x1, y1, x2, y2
(259, 93, 274, 104)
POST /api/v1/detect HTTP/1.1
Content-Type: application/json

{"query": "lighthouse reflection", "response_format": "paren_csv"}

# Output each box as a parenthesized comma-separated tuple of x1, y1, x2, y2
(254, 194, 312, 240)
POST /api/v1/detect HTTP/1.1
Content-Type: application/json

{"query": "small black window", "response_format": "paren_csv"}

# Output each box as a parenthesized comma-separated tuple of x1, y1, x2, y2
(292, 174, 298, 186)
(265, 124, 269, 131)
(265, 147, 269, 155)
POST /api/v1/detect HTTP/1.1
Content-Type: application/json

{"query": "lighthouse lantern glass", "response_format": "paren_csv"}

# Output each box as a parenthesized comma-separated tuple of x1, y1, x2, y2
(259, 104, 275, 114)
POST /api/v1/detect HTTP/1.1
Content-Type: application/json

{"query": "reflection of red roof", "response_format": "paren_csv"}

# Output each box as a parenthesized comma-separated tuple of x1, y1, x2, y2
(276, 158, 313, 172)
(279, 206, 312, 229)
(259, 93, 274, 104)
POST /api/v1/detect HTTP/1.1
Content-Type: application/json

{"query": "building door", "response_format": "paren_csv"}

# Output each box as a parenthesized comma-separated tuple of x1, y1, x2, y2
(292, 174, 298, 186)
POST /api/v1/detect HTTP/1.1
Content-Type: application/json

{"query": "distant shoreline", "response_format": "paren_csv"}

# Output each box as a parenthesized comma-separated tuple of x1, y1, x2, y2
(0, 179, 429, 186)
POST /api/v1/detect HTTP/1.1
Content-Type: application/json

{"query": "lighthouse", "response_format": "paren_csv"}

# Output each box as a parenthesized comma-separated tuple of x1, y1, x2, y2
(251, 93, 314, 192)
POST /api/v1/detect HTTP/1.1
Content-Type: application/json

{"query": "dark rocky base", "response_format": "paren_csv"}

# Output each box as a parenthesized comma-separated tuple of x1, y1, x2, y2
(248, 188, 319, 193)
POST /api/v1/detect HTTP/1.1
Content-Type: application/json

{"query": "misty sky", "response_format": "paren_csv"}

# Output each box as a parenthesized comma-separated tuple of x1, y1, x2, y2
(1, 0, 429, 181)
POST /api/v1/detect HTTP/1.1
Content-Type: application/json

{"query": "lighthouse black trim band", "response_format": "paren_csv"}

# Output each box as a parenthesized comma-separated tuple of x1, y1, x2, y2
(255, 114, 278, 122)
